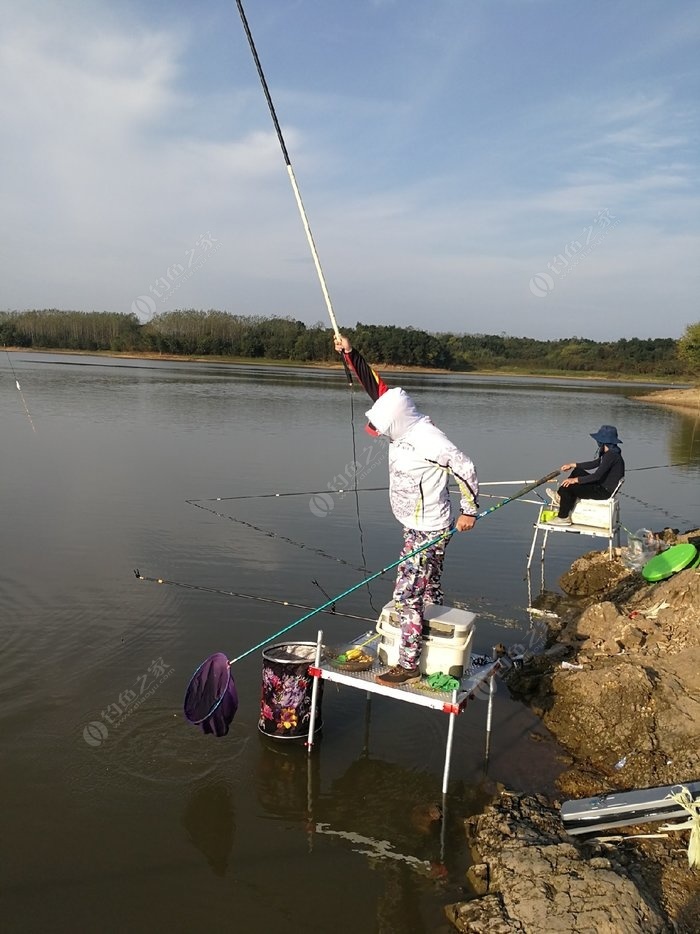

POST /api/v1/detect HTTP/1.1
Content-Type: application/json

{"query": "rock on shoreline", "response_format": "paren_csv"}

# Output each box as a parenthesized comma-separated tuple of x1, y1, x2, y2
(446, 792, 673, 933)
(446, 532, 700, 932)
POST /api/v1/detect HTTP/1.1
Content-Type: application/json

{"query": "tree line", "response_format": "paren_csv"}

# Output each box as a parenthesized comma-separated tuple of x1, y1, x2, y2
(0, 308, 697, 377)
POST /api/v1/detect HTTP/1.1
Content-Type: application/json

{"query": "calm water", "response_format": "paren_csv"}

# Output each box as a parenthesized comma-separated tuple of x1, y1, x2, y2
(2, 353, 698, 933)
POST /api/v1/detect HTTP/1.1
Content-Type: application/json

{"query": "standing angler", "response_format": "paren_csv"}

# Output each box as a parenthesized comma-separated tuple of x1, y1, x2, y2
(334, 336, 479, 685)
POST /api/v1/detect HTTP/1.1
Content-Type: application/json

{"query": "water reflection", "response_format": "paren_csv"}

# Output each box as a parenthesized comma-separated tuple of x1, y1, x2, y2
(182, 781, 236, 878)
(317, 757, 451, 864)
(668, 411, 700, 469)
(256, 737, 320, 823)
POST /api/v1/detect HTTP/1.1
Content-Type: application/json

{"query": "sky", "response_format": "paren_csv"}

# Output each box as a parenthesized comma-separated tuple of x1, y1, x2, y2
(1, 0, 699, 341)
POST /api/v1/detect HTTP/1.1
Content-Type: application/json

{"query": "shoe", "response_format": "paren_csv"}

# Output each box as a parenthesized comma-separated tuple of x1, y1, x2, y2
(548, 516, 572, 526)
(545, 488, 560, 507)
(375, 665, 421, 686)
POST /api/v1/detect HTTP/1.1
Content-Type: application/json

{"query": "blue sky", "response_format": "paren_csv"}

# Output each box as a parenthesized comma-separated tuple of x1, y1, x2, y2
(1, 0, 698, 339)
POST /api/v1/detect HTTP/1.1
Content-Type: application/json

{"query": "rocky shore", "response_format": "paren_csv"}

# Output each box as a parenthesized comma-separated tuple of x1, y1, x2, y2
(446, 529, 700, 932)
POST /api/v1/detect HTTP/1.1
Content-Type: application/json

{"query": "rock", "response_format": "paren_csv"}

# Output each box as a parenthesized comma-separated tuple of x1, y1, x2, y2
(536, 664, 655, 769)
(573, 601, 626, 641)
(559, 551, 634, 597)
(542, 643, 570, 660)
(445, 894, 518, 933)
(466, 861, 490, 896)
(493, 531, 700, 929)
(447, 794, 672, 933)
(618, 624, 645, 650)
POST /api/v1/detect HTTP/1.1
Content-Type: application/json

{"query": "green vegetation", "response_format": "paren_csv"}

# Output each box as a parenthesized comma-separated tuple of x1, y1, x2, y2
(0, 308, 696, 378)
(677, 322, 700, 376)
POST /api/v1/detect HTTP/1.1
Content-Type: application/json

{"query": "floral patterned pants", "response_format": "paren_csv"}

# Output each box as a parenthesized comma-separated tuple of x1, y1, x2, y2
(393, 526, 450, 669)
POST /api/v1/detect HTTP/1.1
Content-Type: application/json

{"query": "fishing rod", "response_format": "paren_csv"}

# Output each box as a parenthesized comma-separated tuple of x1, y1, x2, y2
(133, 569, 377, 624)
(225, 468, 559, 666)
(186, 480, 538, 504)
(235, 0, 341, 342)
(186, 486, 388, 503)
(183, 468, 559, 733)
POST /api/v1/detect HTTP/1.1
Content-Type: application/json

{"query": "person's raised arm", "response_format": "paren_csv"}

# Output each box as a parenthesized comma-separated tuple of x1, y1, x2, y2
(334, 335, 388, 403)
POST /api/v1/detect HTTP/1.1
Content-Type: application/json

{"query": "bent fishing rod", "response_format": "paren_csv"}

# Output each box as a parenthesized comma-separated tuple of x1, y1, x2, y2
(226, 469, 559, 665)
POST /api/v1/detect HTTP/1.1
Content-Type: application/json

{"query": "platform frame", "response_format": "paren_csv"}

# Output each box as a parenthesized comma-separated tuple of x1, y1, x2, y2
(305, 629, 501, 794)
(526, 489, 623, 591)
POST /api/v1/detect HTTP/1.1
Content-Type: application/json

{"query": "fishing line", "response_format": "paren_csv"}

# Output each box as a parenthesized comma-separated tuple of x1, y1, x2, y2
(186, 497, 375, 575)
(225, 469, 559, 666)
(619, 491, 697, 532)
(133, 569, 377, 623)
(185, 487, 530, 577)
(628, 462, 692, 471)
(182, 471, 558, 735)
(4, 351, 36, 433)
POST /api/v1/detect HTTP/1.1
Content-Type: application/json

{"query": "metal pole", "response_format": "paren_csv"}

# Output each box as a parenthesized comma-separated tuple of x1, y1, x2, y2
(441, 689, 458, 795)
(306, 629, 323, 754)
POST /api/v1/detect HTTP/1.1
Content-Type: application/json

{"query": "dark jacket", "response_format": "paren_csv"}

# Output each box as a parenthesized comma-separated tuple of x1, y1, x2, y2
(576, 447, 625, 494)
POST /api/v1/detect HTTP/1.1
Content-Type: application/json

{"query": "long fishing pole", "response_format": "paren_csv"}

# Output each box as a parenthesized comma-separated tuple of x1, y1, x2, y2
(186, 480, 538, 503)
(133, 569, 377, 623)
(235, 0, 340, 341)
(226, 469, 559, 665)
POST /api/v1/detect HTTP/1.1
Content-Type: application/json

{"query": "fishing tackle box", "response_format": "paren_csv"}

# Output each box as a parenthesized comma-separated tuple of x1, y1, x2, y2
(376, 602, 476, 678)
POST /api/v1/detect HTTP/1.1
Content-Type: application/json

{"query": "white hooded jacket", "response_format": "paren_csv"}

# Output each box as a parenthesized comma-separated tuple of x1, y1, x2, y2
(366, 387, 479, 532)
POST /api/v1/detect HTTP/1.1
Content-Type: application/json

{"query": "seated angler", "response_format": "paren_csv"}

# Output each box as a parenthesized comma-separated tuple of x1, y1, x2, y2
(547, 424, 625, 526)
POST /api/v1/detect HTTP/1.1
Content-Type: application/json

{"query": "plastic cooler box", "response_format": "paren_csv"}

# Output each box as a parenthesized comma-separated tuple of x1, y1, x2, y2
(376, 602, 476, 678)
(570, 497, 619, 529)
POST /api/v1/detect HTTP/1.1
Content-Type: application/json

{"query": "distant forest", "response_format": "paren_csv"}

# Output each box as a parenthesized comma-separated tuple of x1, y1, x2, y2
(0, 308, 691, 377)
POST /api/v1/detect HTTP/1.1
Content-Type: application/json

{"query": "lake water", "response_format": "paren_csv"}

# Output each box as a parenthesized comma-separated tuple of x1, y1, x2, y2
(2, 352, 698, 933)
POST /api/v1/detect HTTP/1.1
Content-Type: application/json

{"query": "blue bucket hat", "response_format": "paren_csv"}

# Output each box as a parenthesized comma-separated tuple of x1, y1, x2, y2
(590, 424, 622, 445)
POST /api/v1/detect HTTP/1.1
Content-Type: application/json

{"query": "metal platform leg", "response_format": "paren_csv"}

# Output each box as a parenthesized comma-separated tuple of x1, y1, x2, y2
(526, 524, 540, 571)
(441, 689, 458, 795)
(306, 629, 323, 755)
(484, 671, 496, 767)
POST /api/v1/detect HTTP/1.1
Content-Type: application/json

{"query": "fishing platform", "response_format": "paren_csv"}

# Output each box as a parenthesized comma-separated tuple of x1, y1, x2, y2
(304, 604, 502, 794)
(527, 480, 624, 592)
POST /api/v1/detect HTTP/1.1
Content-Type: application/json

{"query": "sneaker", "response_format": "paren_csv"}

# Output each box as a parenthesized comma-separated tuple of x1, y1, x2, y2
(375, 665, 421, 686)
(545, 488, 560, 507)
(548, 516, 572, 526)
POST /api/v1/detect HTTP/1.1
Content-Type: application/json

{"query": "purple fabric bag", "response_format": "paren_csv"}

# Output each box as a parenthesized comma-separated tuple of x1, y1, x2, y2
(184, 652, 239, 737)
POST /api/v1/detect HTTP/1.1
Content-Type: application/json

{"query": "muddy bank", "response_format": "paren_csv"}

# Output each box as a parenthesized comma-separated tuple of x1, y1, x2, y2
(635, 386, 700, 414)
(446, 530, 700, 932)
